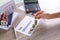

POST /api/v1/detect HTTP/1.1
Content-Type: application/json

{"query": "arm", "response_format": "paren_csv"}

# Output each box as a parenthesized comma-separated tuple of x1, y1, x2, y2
(49, 12, 60, 19)
(34, 11, 60, 19)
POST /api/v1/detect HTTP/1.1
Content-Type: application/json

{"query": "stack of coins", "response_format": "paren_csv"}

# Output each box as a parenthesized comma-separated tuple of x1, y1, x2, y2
(35, 19, 37, 25)
(28, 19, 37, 34)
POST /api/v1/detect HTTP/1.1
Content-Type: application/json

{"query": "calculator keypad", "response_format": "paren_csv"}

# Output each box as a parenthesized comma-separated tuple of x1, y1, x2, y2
(25, 3, 40, 13)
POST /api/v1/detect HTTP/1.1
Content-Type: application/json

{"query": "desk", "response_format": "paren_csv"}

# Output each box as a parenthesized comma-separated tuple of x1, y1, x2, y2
(0, 2, 60, 40)
(15, 3, 60, 40)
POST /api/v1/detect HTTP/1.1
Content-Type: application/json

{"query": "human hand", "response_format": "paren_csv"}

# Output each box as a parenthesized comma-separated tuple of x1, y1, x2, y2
(34, 11, 50, 19)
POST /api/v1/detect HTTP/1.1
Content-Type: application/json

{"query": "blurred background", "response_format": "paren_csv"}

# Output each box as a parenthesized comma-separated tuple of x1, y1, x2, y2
(0, 0, 23, 4)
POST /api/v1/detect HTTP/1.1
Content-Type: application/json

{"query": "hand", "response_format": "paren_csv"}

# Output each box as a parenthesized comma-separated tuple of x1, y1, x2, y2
(34, 11, 50, 19)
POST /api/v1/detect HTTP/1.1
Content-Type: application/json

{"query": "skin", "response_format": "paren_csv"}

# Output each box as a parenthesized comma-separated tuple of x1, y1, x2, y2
(34, 11, 60, 19)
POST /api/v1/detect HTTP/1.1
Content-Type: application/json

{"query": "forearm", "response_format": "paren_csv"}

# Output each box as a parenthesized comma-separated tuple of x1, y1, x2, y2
(48, 12, 60, 19)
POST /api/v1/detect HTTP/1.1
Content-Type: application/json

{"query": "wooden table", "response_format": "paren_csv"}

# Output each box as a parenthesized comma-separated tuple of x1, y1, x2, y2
(0, 2, 60, 40)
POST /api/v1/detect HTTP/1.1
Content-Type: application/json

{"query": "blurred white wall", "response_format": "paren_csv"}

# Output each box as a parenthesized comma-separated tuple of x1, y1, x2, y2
(38, 0, 60, 13)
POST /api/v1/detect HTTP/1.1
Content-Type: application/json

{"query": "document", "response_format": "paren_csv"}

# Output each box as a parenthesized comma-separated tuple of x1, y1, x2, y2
(0, 12, 18, 30)
(15, 16, 40, 36)
(0, 0, 17, 30)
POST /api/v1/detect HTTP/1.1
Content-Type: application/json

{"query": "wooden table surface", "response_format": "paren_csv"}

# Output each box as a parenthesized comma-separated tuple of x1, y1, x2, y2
(0, 2, 60, 40)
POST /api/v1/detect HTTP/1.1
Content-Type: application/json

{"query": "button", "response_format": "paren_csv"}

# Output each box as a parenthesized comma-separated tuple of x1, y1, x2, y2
(26, 8, 29, 12)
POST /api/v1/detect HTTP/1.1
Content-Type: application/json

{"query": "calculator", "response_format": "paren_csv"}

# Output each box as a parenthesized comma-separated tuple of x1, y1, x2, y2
(24, 0, 41, 14)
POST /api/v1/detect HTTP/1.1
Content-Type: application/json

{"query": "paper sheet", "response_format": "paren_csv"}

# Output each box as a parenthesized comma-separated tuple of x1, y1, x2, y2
(15, 16, 40, 36)
(0, 12, 18, 30)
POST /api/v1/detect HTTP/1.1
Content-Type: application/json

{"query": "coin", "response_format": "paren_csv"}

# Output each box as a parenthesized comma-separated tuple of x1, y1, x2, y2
(35, 19, 37, 25)
(32, 24, 35, 28)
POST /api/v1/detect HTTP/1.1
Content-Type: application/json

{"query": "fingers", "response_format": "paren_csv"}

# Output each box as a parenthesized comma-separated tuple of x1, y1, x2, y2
(34, 11, 44, 16)
(35, 13, 43, 19)
(33, 11, 44, 19)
